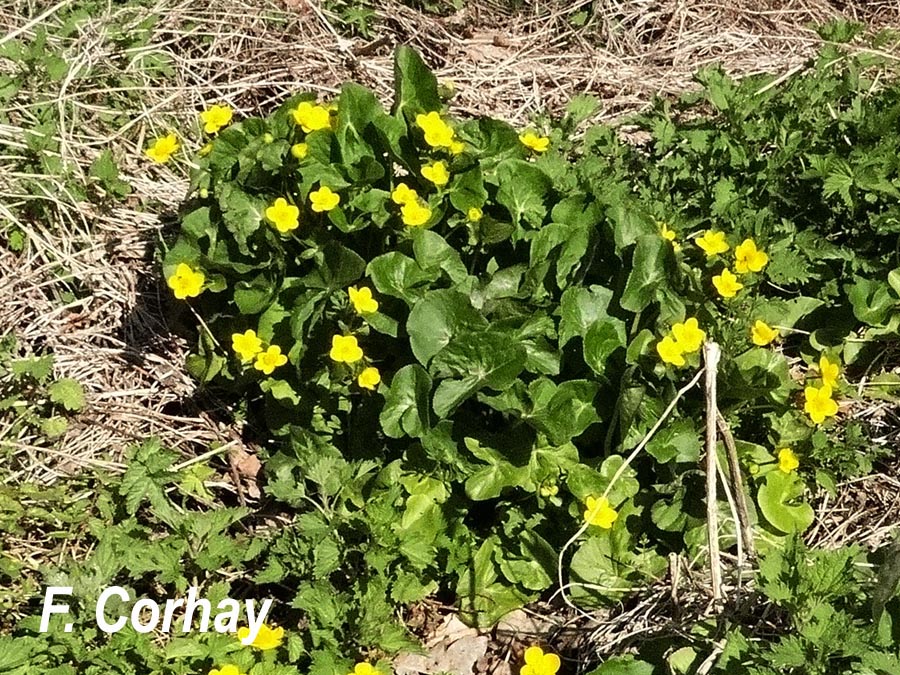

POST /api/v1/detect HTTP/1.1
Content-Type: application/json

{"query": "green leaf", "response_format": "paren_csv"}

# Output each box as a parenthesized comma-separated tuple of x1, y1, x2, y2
(305, 241, 366, 291)
(412, 230, 468, 285)
(620, 234, 670, 312)
(644, 420, 701, 464)
(380, 365, 433, 438)
(406, 289, 487, 365)
(530, 380, 600, 445)
(233, 274, 275, 314)
(47, 378, 85, 412)
(495, 159, 552, 230)
(119, 439, 180, 524)
(448, 164, 488, 213)
(431, 330, 527, 417)
(10, 355, 54, 381)
(367, 252, 434, 304)
(558, 285, 614, 347)
(583, 318, 627, 376)
(758, 471, 814, 534)
(334, 82, 381, 177)
(585, 656, 654, 675)
(392, 45, 441, 118)
(848, 276, 897, 326)
(217, 183, 263, 255)
(569, 533, 634, 602)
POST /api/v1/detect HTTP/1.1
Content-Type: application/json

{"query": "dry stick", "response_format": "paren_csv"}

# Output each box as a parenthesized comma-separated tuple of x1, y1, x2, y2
(703, 341, 723, 602)
(716, 412, 756, 560)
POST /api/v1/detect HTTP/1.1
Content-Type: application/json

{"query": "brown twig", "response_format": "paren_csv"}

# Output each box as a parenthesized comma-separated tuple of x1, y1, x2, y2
(716, 411, 756, 560)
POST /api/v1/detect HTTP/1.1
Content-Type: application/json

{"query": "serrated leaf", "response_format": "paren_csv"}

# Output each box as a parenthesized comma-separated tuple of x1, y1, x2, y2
(47, 378, 85, 412)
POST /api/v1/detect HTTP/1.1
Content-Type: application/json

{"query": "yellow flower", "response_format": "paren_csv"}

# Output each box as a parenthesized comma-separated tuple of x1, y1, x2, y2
(583, 496, 618, 529)
(254, 345, 288, 375)
(166, 263, 204, 300)
(712, 268, 743, 299)
(291, 142, 308, 159)
(467, 207, 483, 222)
(330, 335, 364, 364)
(521, 646, 561, 675)
(348, 285, 378, 314)
(237, 623, 284, 650)
(348, 664, 378, 675)
(415, 111, 455, 148)
(266, 197, 300, 233)
(401, 200, 431, 227)
(210, 666, 246, 675)
(519, 131, 549, 153)
(421, 161, 450, 186)
(391, 182, 417, 205)
(231, 329, 263, 363)
(449, 140, 466, 155)
(818, 354, 840, 388)
(199, 104, 233, 134)
(310, 186, 340, 212)
(751, 320, 778, 346)
(804, 384, 839, 424)
(734, 238, 768, 274)
(358, 367, 381, 390)
(659, 222, 681, 251)
(777, 448, 799, 474)
(696, 230, 729, 257)
(145, 133, 179, 163)
(671, 317, 705, 353)
(198, 142, 213, 157)
(292, 101, 331, 133)
(656, 336, 685, 367)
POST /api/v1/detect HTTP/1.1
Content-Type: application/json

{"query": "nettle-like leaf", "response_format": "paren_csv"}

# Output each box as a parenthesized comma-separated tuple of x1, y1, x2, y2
(47, 377, 84, 412)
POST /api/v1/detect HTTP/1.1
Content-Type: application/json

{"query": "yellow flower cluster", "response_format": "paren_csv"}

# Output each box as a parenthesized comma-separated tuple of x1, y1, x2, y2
(200, 104, 233, 134)
(330, 334, 380, 391)
(520, 646, 560, 675)
(415, 111, 464, 153)
(166, 263, 205, 299)
(231, 329, 288, 375)
(310, 185, 340, 212)
(697, 236, 768, 300)
(803, 354, 841, 424)
(519, 131, 549, 153)
(659, 222, 681, 251)
(391, 182, 432, 227)
(236, 623, 284, 650)
(583, 495, 618, 529)
(266, 197, 300, 233)
(751, 319, 779, 346)
(145, 133, 180, 163)
(421, 161, 450, 187)
(777, 448, 799, 473)
(292, 101, 331, 133)
(656, 317, 705, 367)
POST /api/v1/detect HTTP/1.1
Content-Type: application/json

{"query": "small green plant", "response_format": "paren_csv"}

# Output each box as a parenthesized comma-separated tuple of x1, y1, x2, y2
(0, 337, 85, 447)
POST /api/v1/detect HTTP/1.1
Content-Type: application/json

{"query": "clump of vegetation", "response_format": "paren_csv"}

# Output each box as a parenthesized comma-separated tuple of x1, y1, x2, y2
(3, 15, 900, 675)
